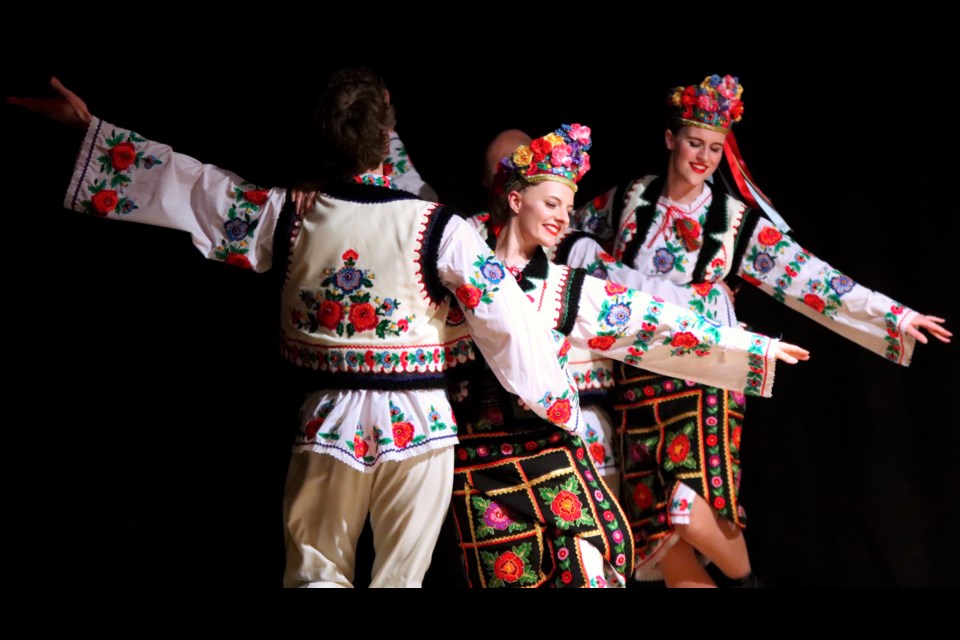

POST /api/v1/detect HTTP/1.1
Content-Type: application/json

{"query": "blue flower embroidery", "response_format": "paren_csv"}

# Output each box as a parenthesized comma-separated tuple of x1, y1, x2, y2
(480, 258, 506, 284)
(829, 275, 856, 296)
(753, 252, 776, 274)
(334, 267, 363, 293)
(604, 303, 632, 327)
(224, 218, 249, 241)
(652, 248, 675, 274)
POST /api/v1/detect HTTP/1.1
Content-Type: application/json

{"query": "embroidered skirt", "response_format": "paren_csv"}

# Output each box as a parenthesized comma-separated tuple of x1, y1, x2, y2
(613, 366, 747, 572)
(451, 422, 634, 588)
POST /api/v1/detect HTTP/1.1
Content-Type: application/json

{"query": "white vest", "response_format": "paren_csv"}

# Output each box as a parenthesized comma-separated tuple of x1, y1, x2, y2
(278, 186, 475, 386)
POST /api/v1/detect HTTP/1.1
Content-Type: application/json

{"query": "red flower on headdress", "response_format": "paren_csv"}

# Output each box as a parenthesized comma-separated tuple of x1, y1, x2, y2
(531, 138, 553, 163)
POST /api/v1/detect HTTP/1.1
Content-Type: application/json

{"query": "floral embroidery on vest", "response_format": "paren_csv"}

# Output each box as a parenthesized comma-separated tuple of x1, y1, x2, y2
(292, 249, 416, 339)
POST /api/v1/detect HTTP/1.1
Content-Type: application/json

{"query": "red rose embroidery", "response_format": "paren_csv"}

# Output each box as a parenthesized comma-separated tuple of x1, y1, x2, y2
(353, 437, 368, 458)
(382, 163, 394, 177)
(671, 332, 700, 349)
(243, 189, 269, 205)
(633, 482, 654, 510)
(891, 304, 904, 315)
(550, 490, 583, 522)
(392, 421, 414, 448)
(576, 448, 585, 460)
(589, 442, 606, 464)
(558, 338, 571, 358)
(397, 318, 409, 331)
(546, 398, 572, 424)
(342, 249, 359, 262)
(598, 251, 616, 263)
(456, 284, 482, 309)
(604, 281, 627, 295)
(691, 282, 713, 297)
(318, 300, 343, 331)
(109, 142, 136, 171)
(225, 252, 252, 270)
(305, 417, 324, 440)
(713, 497, 726, 510)
(732, 426, 742, 450)
(561, 570, 573, 585)
(524, 441, 538, 451)
(706, 434, 719, 447)
(587, 335, 616, 351)
(91, 190, 119, 215)
(348, 303, 378, 332)
(803, 294, 826, 313)
(667, 434, 690, 463)
(785, 266, 798, 277)
(603, 510, 615, 522)
(493, 552, 525, 583)
(758, 227, 782, 246)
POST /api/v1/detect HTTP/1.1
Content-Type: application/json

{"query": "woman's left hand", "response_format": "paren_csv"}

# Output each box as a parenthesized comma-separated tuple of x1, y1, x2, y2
(905, 315, 952, 345)
(291, 181, 320, 216)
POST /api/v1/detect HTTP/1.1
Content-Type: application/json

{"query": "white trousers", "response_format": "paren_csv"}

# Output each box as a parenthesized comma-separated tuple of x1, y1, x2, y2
(283, 448, 454, 588)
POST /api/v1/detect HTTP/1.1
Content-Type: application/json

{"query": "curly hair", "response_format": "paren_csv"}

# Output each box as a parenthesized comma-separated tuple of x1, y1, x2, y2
(314, 67, 397, 178)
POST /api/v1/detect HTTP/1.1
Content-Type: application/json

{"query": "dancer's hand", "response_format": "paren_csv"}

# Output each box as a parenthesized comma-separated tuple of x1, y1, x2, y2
(775, 341, 810, 364)
(905, 315, 951, 345)
(6, 77, 92, 129)
(291, 181, 321, 216)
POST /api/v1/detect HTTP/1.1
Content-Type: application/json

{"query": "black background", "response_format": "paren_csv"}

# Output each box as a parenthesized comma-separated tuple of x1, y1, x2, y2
(4, 22, 958, 587)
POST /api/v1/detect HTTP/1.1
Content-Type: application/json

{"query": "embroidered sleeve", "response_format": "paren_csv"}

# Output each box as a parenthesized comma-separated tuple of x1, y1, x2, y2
(435, 216, 582, 432)
(567, 273, 780, 398)
(64, 118, 283, 272)
(386, 131, 439, 201)
(737, 217, 918, 365)
(560, 234, 696, 310)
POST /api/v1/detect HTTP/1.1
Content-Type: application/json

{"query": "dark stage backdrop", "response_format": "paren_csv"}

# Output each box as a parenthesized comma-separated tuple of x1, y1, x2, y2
(4, 38, 958, 587)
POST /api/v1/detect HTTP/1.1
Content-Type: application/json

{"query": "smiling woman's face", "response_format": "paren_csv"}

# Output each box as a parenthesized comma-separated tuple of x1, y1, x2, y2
(508, 180, 575, 251)
(666, 125, 727, 190)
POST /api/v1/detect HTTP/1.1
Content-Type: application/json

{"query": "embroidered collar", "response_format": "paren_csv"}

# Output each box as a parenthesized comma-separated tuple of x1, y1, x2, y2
(483, 224, 550, 292)
(658, 183, 713, 216)
(353, 173, 397, 189)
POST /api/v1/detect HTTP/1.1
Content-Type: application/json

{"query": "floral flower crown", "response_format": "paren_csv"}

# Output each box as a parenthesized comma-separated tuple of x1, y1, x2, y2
(495, 123, 592, 193)
(668, 74, 744, 134)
